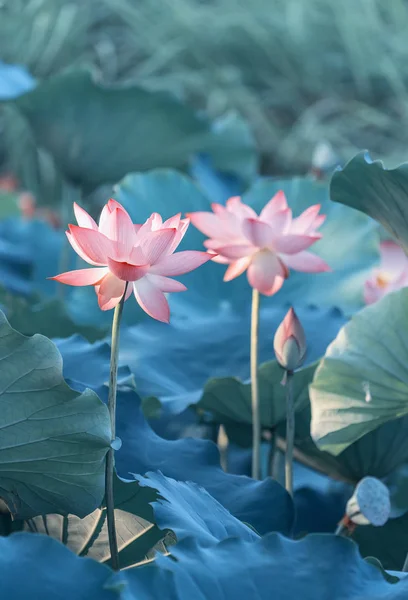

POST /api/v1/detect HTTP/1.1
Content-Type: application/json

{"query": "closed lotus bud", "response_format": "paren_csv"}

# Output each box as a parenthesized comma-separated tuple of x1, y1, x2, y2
(346, 477, 390, 527)
(274, 307, 306, 372)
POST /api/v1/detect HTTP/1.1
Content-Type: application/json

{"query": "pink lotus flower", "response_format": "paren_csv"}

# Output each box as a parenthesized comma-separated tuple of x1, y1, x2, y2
(274, 307, 306, 371)
(50, 199, 212, 322)
(364, 240, 408, 304)
(188, 192, 330, 295)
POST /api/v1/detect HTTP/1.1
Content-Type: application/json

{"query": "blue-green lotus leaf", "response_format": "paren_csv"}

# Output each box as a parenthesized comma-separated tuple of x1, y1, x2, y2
(121, 305, 346, 416)
(330, 151, 408, 253)
(0, 312, 111, 519)
(125, 534, 408, 599)
(0, 533, 114, 600)
(310, 288, 408, 455)
(109, 385, 294, 537)
(136, 471, 259, 544)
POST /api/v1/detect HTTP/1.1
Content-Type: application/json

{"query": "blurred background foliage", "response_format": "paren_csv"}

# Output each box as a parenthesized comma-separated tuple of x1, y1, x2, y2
(2, 0, 408, 176)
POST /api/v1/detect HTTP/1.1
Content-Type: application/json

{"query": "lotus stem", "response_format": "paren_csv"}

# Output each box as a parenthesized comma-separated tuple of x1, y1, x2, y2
(402, 553, 408, 572)
(105, 283, 128, 571)
(250, 288, 261, 480)
(335, 522, 348, 536)
(285, 370, 295, 496)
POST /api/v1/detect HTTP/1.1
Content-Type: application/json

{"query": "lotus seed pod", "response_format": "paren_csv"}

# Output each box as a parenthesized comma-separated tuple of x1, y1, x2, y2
(273, 307, 306, 371)
(346, 477, 390, 527)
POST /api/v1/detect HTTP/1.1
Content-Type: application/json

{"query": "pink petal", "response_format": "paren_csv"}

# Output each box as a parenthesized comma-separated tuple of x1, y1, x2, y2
(168, 218, 190, 254)
(363, 279, 383, 305)
(247, 250, 288, 296)
(99, 198, 126, 232)
(281, 251, 331, 273)
(211, 254, 231, 264)
(150, 250, 213, 276)
(133, 277, 170, 323)
(187, 211, 227, 238)
(68, 226, 114, 265)
(259, 191, 288, 221)
(134, 213, 163, 242)
(242, 218, 273, 248)
(226, 196, 257, 220)
(291, 204, 324, 234)
(129, 245, 148, 265)
(215, 244, 253, 259)
(107, 257, 149, 281)
(211, 203, 227, 215)
(147, 274, 187, 292)
(73, 203, 98, 230)
(139, 228, 177, 264)
(97, 273, 126, 310)
(99, 206, 136, 257)
(49, 267, 108, 286)
(223, 256, 251, 281)
(163, 213, 181, 228)
(380, 240, 408, 277)
(268, 208, 292, 234)
(66, 231, 100, 266)
(273, 233, 321, 254)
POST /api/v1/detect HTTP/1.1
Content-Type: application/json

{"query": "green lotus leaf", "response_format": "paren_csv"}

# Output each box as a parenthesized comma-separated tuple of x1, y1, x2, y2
(0, 311, 111, 519)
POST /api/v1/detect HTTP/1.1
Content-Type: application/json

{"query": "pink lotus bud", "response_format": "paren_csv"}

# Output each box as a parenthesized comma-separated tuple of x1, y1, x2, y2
(273, 307, 306, 372)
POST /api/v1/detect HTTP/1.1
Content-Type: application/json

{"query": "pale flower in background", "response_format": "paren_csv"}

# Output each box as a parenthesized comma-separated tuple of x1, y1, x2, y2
(188, 191, 330, 296)
(364, 240, 408, 304)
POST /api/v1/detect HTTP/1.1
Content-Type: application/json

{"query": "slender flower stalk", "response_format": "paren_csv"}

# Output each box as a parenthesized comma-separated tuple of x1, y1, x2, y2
(105, 283, 128, 571)
(284, 371, 294, 496)
(250, 288, 261, 480)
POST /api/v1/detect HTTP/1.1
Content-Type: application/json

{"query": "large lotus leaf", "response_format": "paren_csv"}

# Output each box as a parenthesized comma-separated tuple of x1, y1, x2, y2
(122, 305, 346, 417)
(310, 288, 408, 455)
(0, 61, 36, 100)
(20, 474, 168, 570)
(10, 70, 255, 194)
(0, 217, 73, 298)
(198, 361, 315, 433)
(136, 471, 259, 544)
(125, 534, 408, 599)
(278, 402, 408, 486)
(352, 511, 408, 572)
(0, 533, 115, 600)
(107, 385, 294, 536)
(190, 154, 244, 204)
(243, 177, 380, 312)
(330, 151, 408, 253)
(0, 221, 32, 296)
(0, 311, 111, 519)
(54, 335, 131, 394)
(0, 292, 107, 341)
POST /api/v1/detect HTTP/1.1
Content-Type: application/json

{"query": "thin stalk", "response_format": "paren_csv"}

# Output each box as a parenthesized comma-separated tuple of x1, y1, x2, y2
(105, 283, 128, 571)
(335, 522, 348, 536)
(285, 371, 294, 497)
(250, 288, 261, 480)
(402, 553, 408, 572)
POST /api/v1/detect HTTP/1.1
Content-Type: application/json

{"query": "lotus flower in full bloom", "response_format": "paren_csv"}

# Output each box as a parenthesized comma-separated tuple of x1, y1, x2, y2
(188, 192, 330, 295)
(364, 240, 408, 305)
(50, 199, 213, 322)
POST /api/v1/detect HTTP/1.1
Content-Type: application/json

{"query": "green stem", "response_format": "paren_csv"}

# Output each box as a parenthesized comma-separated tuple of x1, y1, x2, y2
(285, 371, 294, 497)
(403, 553, 408, 572)
(250, 288, 261, 480)
(335, 523, 348, 536)
(105, 283, 128, 571)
